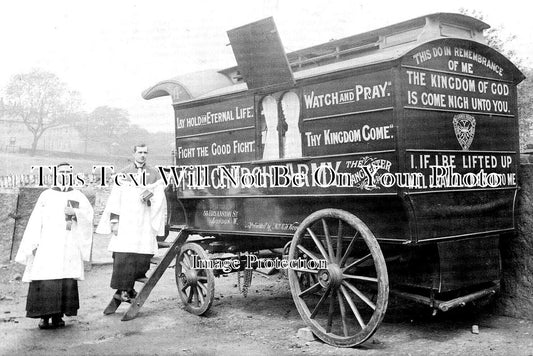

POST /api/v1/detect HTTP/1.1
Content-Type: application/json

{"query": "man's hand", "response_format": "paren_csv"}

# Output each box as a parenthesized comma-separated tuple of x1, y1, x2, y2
(111, 222, 119, 236)
(140, 190, 153, 205)
(64, 206, 76, 216)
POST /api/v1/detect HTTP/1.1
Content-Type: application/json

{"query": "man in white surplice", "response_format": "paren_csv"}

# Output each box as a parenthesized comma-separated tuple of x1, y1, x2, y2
(96, 144, 166, 303)
(15, 163, 94, 329)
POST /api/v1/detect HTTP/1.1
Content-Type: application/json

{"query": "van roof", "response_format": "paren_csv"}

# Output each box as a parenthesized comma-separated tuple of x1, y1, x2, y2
(143, 13, 489, 104)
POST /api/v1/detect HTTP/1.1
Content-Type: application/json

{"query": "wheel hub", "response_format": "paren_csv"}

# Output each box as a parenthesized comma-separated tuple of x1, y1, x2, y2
(317, 264, 343, 289)
(181, 268, 198, 286)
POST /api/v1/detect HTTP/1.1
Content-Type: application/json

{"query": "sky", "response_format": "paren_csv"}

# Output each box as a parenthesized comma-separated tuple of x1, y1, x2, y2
(1, 0, 531, 133)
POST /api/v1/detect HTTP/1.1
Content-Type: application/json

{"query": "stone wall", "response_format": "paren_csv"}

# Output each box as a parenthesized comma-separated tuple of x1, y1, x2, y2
(1, 186, 107, 264)
(11, 187, 46, 261)
(91, 186, 111, 227)
(0, 189, 18, 262)
(498, 165, 533, 320)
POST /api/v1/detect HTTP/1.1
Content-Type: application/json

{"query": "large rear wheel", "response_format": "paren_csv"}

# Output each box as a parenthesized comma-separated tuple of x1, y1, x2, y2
(288, 209, 388, 347)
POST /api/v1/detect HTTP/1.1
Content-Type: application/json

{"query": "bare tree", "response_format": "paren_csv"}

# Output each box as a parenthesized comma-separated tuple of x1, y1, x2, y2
(4, 69, 82, 155)
(77, 106, 130, 154)
(460, 8, 532, 147)
(518, 68, 533, 147)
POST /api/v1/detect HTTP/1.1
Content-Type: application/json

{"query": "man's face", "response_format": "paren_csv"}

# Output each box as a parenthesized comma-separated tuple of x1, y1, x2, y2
(57, 164, 72, 187)
(134, 146, 148, 165)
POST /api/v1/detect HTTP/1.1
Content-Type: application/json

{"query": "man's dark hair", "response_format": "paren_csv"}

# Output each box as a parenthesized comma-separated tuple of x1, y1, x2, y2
(57, 162, 71, 168)
(133, 144, 148, 153)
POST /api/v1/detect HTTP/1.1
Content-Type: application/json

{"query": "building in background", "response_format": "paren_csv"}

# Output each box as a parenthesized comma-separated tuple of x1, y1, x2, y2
(0, 117, 84, 154)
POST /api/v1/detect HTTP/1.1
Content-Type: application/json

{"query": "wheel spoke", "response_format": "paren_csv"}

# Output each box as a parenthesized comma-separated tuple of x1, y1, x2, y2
(343, 280, 376, 310)
(197, 281, 207, 294)
(197, 276, 208, 282)
(311, 273, 319, 285)
(307, 227, 330, 262)
(192, 286, 199, 307)
(310, 286, 331, 319)
(181, 285, 190, 294)
(297, 244, 321, 262)
(336, 220, 343, 263)
(322, 219, 335, 263)
(186, 254, 196, 269)
(179, 261, 189, 271)
(292, 268, 319, 274)
(182, 254, 191, 268)
(187, 287, 194, 303)
(337, 291, 349, 337)
(298, 282, 322, 298)
(339, 232, 360, 267)
(326, 292, 335, 333)
(340, 285, 366, 329)
(196, 286, 205, 304)
(342, 274, 378, 283)
(180, 255, 191, 269)
(343, 253, 373, 272)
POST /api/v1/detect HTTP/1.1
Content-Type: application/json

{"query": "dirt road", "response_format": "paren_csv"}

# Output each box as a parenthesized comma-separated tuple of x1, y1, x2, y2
(1, 259, 532, 356)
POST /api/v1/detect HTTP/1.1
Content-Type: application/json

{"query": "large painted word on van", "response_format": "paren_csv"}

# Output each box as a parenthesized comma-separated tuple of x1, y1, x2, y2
(301, 70, 393, 119)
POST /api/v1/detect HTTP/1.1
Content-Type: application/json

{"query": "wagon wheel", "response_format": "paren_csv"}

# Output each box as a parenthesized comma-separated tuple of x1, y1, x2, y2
(175, 242, 215, 315)
(288, 209, 388, 347)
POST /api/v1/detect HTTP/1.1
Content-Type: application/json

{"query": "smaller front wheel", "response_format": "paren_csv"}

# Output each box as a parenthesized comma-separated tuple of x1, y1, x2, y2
(175, 242, 215, 315)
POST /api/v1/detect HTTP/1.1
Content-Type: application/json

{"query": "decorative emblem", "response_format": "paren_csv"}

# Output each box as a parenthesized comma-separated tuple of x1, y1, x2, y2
(453, 114, 476, 150)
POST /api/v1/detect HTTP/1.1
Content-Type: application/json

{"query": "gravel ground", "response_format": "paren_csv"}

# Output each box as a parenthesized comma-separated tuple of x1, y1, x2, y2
(1, 255, 533, 356)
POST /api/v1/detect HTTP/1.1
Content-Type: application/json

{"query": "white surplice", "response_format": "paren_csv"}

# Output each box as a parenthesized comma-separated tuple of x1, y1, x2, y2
(96, 179, 167, 255)
(15, 189, 94, 283)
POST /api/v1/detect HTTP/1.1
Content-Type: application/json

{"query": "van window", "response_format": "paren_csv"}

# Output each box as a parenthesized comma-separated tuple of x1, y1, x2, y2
(260, 95, 280, 160)
(260, 91, 302, 160)
(281, 91, 302, 158)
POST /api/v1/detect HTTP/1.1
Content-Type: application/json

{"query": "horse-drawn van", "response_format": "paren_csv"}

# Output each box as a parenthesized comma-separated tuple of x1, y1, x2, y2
(133, 13, 524, 347)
